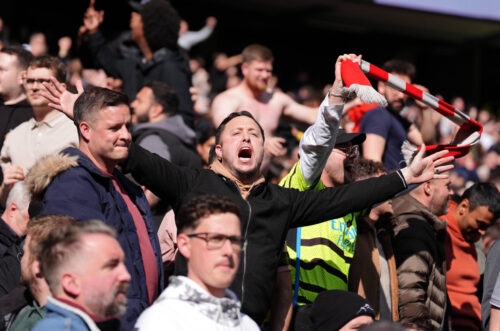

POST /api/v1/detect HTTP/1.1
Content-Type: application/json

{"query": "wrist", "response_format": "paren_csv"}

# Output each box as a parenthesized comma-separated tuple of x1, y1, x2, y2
(328, 87, 345, 105)
(400, 167, 411, 185)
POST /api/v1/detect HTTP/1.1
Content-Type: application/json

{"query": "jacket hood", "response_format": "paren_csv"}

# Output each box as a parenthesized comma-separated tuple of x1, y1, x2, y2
(133, 115, 196, 146)
(26, 152, 79, 201)
(392, 193, 446, 232)
(164, 276, 242, 327)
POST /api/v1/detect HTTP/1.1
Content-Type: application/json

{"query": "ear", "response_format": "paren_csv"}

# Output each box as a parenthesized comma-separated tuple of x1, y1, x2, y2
(60, 82, 67, 90)
(423, 181, 432, 196)
(5, 201, 19, 222)
(150, 103, 163, 119)
(458, 199, 470, 215)
(241, 62, 248, 76)
(19, 70, 26, 86)
(177, 234, 191, 259)
(377, 81, 385, 94)
(196, 143, 203, 156)
(61, 272, 81, 298)
(215, 144, 223, 161)
(79, 121, 91, 142)
(32, 260, 43, 278)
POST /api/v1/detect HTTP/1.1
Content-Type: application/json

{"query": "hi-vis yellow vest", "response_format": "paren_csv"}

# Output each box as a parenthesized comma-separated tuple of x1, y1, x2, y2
(280, 162, 365, 306)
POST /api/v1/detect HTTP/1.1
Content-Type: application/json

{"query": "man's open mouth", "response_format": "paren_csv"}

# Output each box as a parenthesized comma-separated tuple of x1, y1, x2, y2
(238, 147, 252, 161)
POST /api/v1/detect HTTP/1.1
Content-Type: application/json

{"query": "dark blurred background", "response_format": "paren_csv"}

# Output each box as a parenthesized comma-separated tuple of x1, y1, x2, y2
(3, 0, 500, 112)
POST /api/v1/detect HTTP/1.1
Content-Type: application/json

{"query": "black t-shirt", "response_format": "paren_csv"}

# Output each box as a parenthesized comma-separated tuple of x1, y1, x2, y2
(0, 99, 33, 152)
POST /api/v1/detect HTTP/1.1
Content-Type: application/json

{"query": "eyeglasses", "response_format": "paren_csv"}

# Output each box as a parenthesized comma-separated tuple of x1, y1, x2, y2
(25, 78, 52, 86)
(336, 144, 359, 157)
(187, 232, 243, 250)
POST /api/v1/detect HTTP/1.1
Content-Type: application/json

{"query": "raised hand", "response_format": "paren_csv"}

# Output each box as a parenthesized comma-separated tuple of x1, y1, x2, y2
(82, 2, 104, 35)
(329, 53, 362, 105)
(2, 165, 25, 188)
(401, 146, 454, 185)
(41, 77, 84, 119)
(265, 136, 287, 157)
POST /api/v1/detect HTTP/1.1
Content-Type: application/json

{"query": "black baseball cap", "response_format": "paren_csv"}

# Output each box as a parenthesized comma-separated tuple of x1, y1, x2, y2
(335, 128, 366, 146)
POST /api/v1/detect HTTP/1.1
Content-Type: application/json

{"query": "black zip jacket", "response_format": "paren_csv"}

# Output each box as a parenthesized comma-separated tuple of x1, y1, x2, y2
(123, 143, 407, 324)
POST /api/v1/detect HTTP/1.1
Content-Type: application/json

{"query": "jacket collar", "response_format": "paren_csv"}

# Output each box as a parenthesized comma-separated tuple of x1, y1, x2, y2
(210, 159, 265, 199)
(392, 194, 446, 232)
(0, 217, 22, 248)
(46, 297, 101, 331)
(61, 147, 117, 179)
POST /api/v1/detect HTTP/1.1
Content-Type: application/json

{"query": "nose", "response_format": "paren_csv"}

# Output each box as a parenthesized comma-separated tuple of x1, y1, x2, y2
(241, 131, 250, 141)
(130, 100, 137, 109)
(221, 237, 235, 255)
(119, 262, 132, 282)
(395, 90, 405, 100)
(119, 125, 131, 142)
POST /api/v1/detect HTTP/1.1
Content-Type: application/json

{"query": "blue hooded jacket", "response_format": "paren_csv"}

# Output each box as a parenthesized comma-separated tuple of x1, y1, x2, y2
(38, 147, 163, 330)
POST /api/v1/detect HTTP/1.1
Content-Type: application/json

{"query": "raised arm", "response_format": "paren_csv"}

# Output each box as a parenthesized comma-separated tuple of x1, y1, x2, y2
(281, 95, 317, 125)
(288, 148, 453, 228)
(299, 54, 360, 186)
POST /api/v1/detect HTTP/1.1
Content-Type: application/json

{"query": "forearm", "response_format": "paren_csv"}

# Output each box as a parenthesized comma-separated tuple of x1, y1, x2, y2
(299, 94, 343, 186)
(178, 26, 213, 49)
(121, 143, 193, 207)
(290, 171, 406, 228)
(86, 30, 122, 79)
(491, 306, 500, 331)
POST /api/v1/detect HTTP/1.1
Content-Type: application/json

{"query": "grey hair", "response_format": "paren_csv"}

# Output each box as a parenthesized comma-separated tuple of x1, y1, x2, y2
(6, 181, 31, 211)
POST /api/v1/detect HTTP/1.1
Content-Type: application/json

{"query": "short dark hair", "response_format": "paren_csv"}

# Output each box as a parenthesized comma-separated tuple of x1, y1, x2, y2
(242, 44, 274, 63)
(74, 87, 129, 137)
(215, 111, 265, 145)
(461, 182, 500, 218)
(382, 59, 416, 82)
(176, 195, 241, 233)
(140, 0, 180, 52)
(38, 220, 117, 293)
(144, 81, 179, 116)
(351, 158, 387, 181)
(0, 45, 33, 69)
(28, 55, 66, 83)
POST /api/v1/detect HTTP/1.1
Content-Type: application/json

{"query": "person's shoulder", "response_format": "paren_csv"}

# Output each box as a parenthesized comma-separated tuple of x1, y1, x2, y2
(278, 161, 324, 191)
(4, 119, 32, 140)
(214, 85, 242, 100)
(240, 313, 261, 330)
(362, 106, 391, 121)
(32, 315, 76, 331)
(135, 298, 190, 330)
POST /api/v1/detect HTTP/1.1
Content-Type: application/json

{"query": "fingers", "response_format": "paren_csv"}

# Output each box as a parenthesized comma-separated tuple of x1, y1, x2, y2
(433, 155, 454, 167)
(274, 137, 286, 144)
(3, 166, 25, 185)
(75, 79, 84, 94)
(426, 149, 447, 161)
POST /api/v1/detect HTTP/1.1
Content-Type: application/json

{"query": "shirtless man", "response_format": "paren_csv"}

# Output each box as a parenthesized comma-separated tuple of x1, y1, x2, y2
(211, 44, 317, 158)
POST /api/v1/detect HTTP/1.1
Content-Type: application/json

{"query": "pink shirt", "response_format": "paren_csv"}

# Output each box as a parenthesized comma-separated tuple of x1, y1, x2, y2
(110, 175, 159, 304)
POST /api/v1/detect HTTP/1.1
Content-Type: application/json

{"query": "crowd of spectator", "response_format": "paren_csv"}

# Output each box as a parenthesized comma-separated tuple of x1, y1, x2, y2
(1, 0, 500, 330)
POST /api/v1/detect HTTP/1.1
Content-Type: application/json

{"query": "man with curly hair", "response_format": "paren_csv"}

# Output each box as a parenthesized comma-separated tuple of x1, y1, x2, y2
(81, 0, 195, 127)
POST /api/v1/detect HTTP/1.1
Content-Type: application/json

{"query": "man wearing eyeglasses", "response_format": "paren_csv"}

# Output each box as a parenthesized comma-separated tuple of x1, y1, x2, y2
(135, 194, 259, 331)
(0, 55, 78, 206)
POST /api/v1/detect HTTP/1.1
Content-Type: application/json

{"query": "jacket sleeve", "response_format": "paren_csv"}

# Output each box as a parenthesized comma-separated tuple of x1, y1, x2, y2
(121, 143, 198, 209)
(298, 95, 343, 187)
(86, 30, 125, 80)
(40, 170, 107, 222)
(392, 217, 435, 329)
(286, 171, 406, 228)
